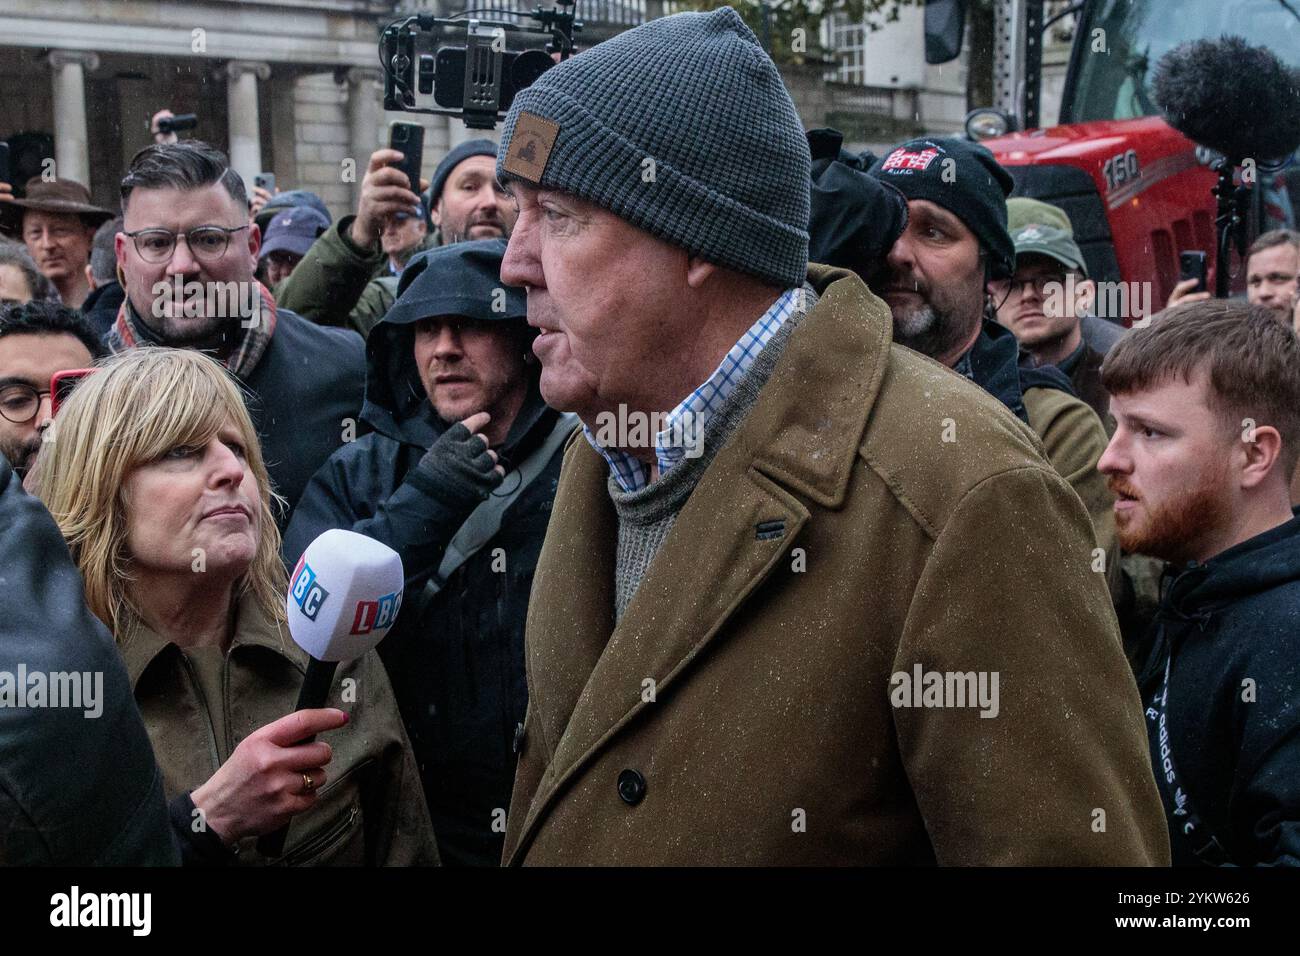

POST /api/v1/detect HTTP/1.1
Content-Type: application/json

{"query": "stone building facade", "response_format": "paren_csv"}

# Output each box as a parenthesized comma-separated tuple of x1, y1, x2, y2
(1, 0, 983, 217)
(1, 0, 397, 217)
(0, 0, 650, 219)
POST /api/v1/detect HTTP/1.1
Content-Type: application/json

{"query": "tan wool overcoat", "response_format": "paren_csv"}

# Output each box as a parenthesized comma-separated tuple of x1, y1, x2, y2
(504, 265, 1170, 866)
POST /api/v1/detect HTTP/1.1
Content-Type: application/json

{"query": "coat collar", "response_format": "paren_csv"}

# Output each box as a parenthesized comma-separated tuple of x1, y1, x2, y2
(964, 318, 1028, 422)
(737, 267, 893, 507)
(120, 590, 304, 690)
(507, 265, 894, 861)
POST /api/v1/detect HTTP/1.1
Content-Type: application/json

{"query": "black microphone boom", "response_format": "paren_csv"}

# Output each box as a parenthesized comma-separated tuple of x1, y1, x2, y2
(1153, 35, 1300, 161)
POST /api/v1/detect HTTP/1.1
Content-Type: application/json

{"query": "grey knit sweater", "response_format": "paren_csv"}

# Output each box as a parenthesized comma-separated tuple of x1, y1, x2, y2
(610, 289, 816, 621)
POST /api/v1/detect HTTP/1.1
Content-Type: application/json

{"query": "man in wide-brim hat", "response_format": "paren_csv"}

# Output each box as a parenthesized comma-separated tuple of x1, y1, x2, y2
(1, 177, 114, 309)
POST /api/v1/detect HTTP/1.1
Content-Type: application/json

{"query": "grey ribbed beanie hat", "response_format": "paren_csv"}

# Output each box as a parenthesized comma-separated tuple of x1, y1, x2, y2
(496, 7, 810, 288)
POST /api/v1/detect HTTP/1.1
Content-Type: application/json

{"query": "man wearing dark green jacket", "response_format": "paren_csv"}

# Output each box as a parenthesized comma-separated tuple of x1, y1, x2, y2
(277, 141, 514, 338)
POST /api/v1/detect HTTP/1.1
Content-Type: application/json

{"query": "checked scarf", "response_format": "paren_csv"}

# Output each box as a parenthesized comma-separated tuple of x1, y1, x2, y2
(105, 281, 278, 380)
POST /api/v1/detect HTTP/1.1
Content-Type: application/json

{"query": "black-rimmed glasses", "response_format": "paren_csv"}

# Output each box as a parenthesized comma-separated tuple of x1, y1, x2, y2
(990, 272, 1069, 299)
(123, 224, 250, 263)
(0, 383, 51, 424)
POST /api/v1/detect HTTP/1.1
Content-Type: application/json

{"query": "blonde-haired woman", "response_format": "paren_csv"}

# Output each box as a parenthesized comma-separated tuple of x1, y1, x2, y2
(35, 347, 437, 866)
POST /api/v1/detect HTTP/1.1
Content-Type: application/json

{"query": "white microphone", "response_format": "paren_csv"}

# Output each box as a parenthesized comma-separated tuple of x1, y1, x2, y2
(259, 529, 405, 857)
(286, 528, 406, 663)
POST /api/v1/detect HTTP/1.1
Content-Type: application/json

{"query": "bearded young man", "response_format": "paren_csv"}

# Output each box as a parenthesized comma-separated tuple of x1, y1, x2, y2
(1098, 298, 1300, 866)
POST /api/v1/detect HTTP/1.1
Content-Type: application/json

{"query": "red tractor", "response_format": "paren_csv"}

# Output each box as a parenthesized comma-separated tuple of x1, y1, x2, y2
(926, 0, 1300, 311)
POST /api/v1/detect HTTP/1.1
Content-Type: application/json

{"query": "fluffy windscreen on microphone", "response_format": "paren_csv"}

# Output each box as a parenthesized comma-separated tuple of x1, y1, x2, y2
(1153, 35, 1300, 161)
(287, 529, 405, 662)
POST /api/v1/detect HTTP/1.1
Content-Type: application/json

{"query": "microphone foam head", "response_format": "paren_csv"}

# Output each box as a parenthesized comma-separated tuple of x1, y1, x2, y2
(287, 529, 405, 662)
(1153, 36, 1300, 161)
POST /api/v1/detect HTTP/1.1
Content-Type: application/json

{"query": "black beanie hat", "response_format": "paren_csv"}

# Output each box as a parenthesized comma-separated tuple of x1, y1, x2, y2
(868, 136, 1016, 279)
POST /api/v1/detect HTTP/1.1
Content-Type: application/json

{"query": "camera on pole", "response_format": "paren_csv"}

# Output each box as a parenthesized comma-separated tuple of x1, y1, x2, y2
(380, 2, 581, 130)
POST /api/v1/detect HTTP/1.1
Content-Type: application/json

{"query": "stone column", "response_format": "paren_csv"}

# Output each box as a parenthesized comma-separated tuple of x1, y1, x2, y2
(346, 67, 383, 205)
(225, 60, 271, 190)
(48, 50, 99, 186)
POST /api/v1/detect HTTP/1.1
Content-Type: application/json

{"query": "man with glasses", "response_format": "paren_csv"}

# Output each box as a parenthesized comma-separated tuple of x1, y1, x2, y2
(0, 301, 103, 480)
(109, 141, 365, 521)
(865, 136, 1119, 598)
(994, 198, 1113, 430)
(0, 178, 114, 310)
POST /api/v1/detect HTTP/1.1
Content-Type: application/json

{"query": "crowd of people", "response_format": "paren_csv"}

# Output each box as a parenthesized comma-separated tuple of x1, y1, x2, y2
(1, 7, 1298, 867)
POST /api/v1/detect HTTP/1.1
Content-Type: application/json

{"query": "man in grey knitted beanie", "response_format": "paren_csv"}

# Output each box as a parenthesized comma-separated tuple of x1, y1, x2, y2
(494, 7, 1169, 867)
(498, 6, 810, 425)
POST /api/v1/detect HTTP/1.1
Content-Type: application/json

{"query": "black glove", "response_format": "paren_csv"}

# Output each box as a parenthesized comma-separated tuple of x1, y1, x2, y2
(414, 421, 504, 510)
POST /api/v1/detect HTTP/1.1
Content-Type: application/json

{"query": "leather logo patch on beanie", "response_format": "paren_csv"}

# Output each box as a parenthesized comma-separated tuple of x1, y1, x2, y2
(504, 112, 560, 184)
(494, 9, 811, 288)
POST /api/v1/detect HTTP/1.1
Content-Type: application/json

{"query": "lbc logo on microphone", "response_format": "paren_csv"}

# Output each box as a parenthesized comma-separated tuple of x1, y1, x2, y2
(351, 590, 402, 635)
(290, 558, 329, 621)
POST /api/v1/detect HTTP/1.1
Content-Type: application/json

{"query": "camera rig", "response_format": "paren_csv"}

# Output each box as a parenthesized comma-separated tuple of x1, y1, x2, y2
(380, 2, 581, 130)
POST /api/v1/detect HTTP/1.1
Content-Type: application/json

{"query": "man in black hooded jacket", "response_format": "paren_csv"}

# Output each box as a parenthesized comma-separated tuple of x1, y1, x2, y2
(1098, 299, 1300, 866)
(283, 239, 573, 866)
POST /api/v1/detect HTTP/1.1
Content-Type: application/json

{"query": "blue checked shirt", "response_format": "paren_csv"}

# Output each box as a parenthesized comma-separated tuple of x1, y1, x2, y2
(586, 288, 804, 493)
